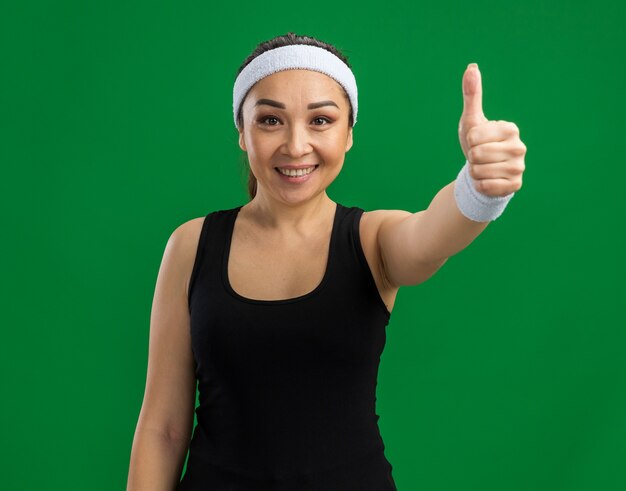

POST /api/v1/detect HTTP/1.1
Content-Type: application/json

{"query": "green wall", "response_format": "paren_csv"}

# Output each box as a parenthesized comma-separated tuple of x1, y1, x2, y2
(2, 1, 625, 489)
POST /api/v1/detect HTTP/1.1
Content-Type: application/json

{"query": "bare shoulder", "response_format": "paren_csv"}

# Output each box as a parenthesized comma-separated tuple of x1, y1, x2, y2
(168, 216, 207, 299)
(358, 209, 414, 314)
(359, 209, 414, 267)
(361, 207, 447, 289)
(171, 215, 206, 250)
(361, 209, 413, 230)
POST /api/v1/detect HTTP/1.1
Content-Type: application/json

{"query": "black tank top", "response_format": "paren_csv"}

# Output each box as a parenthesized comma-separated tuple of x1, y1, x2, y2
(177, 202, 397, 490)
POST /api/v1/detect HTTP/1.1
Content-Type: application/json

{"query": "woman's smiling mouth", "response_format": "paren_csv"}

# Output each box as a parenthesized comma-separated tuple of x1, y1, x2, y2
(275, 165, 319, 182)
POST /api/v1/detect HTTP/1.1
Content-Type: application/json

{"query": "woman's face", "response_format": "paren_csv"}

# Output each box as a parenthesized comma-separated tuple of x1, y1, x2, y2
(238, 69, 353, 205)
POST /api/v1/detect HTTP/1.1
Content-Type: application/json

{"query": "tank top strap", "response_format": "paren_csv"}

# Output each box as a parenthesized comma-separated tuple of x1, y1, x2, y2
(332, 204, 391, 320)
(188, 205, 243, 314)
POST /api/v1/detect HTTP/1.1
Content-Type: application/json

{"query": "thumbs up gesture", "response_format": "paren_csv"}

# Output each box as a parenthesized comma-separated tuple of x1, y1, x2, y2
(458, 63, 526, 197)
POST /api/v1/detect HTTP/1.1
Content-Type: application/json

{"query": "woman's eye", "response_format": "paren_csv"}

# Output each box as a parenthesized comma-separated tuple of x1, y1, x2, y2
(313, 117, 332, 125)
(260, 116, 280, 126)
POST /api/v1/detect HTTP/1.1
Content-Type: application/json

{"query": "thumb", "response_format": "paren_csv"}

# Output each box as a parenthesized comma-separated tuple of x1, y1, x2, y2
(462, 63, 485, 122)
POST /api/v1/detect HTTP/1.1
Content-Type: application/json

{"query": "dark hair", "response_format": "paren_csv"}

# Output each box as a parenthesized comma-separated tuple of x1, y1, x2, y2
(235, 32, 354, 200)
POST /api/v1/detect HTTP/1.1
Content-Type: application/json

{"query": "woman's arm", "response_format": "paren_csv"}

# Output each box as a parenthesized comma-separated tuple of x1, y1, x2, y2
(126, 220, 201, 491)
(373, 183, 490, 288)
(414, 179, 492, 262)
(376, 64, 526, 288)
(127, 426, 191, 491)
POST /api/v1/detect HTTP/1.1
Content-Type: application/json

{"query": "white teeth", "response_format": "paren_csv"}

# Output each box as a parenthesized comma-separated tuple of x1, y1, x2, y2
(278, 166, 315, 177)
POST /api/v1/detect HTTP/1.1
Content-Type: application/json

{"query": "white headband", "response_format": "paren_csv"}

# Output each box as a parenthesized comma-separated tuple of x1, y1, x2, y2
(232, 44, 358, 128)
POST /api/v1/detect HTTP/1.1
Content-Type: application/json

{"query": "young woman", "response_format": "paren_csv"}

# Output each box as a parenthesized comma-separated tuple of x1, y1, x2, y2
(127, 32, 526, 491)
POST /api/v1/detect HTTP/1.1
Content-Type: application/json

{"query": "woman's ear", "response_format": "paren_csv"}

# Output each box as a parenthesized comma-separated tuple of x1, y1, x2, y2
(345, 126, 353, 152)
(238, 128, 247, 152)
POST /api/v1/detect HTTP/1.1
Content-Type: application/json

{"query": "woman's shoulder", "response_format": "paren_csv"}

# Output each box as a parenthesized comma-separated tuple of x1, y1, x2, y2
(171, 215, 206, 253)
(171, 204, 245, 255)
(163, 216, 209, 297)
(358, 207, 414, 235)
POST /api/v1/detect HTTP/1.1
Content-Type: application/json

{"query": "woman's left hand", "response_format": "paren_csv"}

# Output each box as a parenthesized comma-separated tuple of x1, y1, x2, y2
(458, 63, 527, 198)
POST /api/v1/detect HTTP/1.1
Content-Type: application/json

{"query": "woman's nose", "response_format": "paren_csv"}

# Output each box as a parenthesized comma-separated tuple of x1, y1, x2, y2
(283, 124, 313, 157)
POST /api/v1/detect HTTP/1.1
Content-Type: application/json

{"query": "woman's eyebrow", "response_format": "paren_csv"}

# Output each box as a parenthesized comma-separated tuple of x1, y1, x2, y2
(255, 98, 339, 110)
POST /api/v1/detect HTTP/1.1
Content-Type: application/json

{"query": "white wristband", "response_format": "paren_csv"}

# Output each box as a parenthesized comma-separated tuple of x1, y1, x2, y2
(454, 160, 514, 222)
